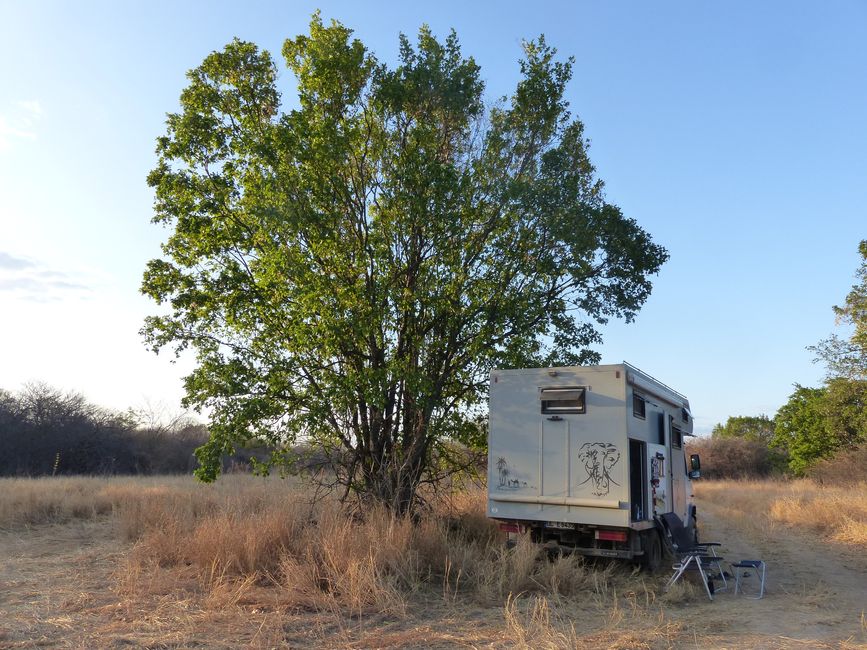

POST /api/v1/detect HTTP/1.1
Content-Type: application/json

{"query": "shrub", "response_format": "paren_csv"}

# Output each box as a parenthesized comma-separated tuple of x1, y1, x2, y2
(0, 384, 209, 476)
(687, 437, 784, 479)
(808, 441, 867, 486)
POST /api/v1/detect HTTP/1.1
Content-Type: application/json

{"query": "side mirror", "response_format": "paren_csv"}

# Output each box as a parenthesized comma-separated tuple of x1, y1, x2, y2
(689, 454, 701, 479)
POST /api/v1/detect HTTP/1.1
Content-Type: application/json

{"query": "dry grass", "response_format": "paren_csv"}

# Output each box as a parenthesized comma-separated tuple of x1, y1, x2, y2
(2, 474, 864, 647)
(694, 478, 867, 546)
(0, 475, 694, 647)
(109, 478, 657, 616)
(0, 476, 117, 526)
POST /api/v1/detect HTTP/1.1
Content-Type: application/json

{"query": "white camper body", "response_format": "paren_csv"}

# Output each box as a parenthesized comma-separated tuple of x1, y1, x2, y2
(487, 363, 696, 565)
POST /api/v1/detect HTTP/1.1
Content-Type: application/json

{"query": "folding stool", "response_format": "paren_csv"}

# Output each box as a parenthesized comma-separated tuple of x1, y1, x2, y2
(731, 560, 766, 599)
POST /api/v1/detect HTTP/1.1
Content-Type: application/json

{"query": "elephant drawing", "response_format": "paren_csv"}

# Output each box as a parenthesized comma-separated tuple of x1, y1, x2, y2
(576, 442, 620, 496)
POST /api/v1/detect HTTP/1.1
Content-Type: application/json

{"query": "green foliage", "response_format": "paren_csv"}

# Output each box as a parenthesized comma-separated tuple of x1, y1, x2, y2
(142, 15, 668, 513)
(810, 240, 867, 380)
(822, 378, 867, 450)
(774, 241, 867, 475)
(772, 381, 867, 475)
(710, 415, 775, 444)
(707, 415, 786, 474)
(773, 385, 828, 475)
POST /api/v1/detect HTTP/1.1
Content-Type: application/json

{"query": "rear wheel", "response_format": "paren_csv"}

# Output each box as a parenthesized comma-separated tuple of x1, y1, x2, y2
(640, 530, 663, 572)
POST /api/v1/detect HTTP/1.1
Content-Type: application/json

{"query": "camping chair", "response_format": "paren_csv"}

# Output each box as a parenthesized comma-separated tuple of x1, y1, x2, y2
(665, 552, 720, 600)
(658, 512, 728, 599)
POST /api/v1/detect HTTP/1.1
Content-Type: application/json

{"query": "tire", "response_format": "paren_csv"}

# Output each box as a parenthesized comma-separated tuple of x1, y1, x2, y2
(640, 530, 663, 572)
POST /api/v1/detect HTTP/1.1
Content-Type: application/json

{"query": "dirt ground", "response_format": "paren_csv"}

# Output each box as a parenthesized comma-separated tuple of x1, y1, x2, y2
(0, 498, 864, 649)
(690, 498, 866, 648)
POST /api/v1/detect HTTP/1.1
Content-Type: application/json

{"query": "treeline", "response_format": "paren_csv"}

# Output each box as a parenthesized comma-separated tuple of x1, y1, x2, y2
(692, 240, 867, 481)
(0, 383, 208, 476)
(689, 401, 867, 481)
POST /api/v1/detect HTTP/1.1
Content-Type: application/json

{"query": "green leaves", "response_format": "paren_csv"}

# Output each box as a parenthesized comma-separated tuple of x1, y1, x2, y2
(143, 16, 668, 511)
(811, 240, 867, 381)
(283, 12, 373, 116)
(773, 240, 867, 475)
(712, 415, 776, 445)
(772, 380, 867, 475)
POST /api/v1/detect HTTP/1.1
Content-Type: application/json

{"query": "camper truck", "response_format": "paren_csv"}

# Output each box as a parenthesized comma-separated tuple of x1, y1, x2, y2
(487, 363, 701, 570)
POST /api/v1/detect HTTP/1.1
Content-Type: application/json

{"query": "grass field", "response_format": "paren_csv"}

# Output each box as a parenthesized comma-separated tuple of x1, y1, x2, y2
(694, 478, 867, 546)
(0, 475, 864, 648)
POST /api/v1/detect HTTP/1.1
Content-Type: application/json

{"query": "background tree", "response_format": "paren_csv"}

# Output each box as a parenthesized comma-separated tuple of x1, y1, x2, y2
(820, 378, 867, 449)
(810, 240, 867, 380)
(142, 16, 668, 514)
(771, 240, 867, 475)
(710, 414, 775, 444)
(0, 383, 208, 476)
(686, 436, 774, 479)
(773, 381, 867, 475)
(772, 384, 830, 475)
(707, 414, 786, 474)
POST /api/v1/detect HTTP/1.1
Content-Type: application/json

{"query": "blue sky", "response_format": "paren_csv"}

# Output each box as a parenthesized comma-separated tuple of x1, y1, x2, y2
(1, 1, 865, 433)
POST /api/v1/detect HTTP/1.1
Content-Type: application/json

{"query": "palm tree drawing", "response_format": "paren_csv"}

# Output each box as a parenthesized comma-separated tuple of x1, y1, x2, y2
(496, 457, 509, 487)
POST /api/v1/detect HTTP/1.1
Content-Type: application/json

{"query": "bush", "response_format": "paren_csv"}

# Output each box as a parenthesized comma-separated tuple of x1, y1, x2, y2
(0, 383, 209, 476)
(687, 437, 784, 479)
(808, 442, 867, 486)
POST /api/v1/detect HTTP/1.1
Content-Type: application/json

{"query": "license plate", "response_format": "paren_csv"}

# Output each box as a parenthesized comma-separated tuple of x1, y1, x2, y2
(544, 521, 575, 529)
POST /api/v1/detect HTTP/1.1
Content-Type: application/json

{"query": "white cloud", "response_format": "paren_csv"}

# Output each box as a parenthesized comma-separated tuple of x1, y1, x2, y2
(0, 249, 91, 301)
(0, 99, 43, 151)
(0, 251, 36, 270)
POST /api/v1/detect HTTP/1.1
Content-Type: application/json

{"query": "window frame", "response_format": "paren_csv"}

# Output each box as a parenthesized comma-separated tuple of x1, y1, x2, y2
(540, 387, 587, 415)
(632, 393, 646, 420)
(671, 426, 683, 449)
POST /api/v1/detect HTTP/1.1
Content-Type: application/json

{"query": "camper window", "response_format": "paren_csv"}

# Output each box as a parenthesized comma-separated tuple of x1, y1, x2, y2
(672, 427, 683, 449)
(633, 394, 646, 419)
(540, 387, 586, 414)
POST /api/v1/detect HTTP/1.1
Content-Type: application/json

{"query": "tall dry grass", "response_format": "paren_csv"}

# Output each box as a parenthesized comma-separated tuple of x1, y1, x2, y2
(694, 478, 867, 546)
(110, 477, 656, 617)
(0, 475, 680, 624)
(3, 475, 865, 648)
(0, 476, 118, 526)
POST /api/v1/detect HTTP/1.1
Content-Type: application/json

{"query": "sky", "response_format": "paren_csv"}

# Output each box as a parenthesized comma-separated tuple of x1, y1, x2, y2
(1, 1, 865, 433)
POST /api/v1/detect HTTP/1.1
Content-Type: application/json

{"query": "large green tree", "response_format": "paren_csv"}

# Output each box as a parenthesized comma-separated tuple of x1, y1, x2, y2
(772, 380, 867, 475)
(810, 240, 867, 380)
(777, 240, 867, 475)
(142, 15, 668, 513)
(772, 385, 827, 475)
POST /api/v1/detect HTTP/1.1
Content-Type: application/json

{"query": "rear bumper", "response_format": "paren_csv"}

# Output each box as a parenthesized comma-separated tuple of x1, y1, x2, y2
(568, 545, 638, 559)
(497, 519, 650, 560)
